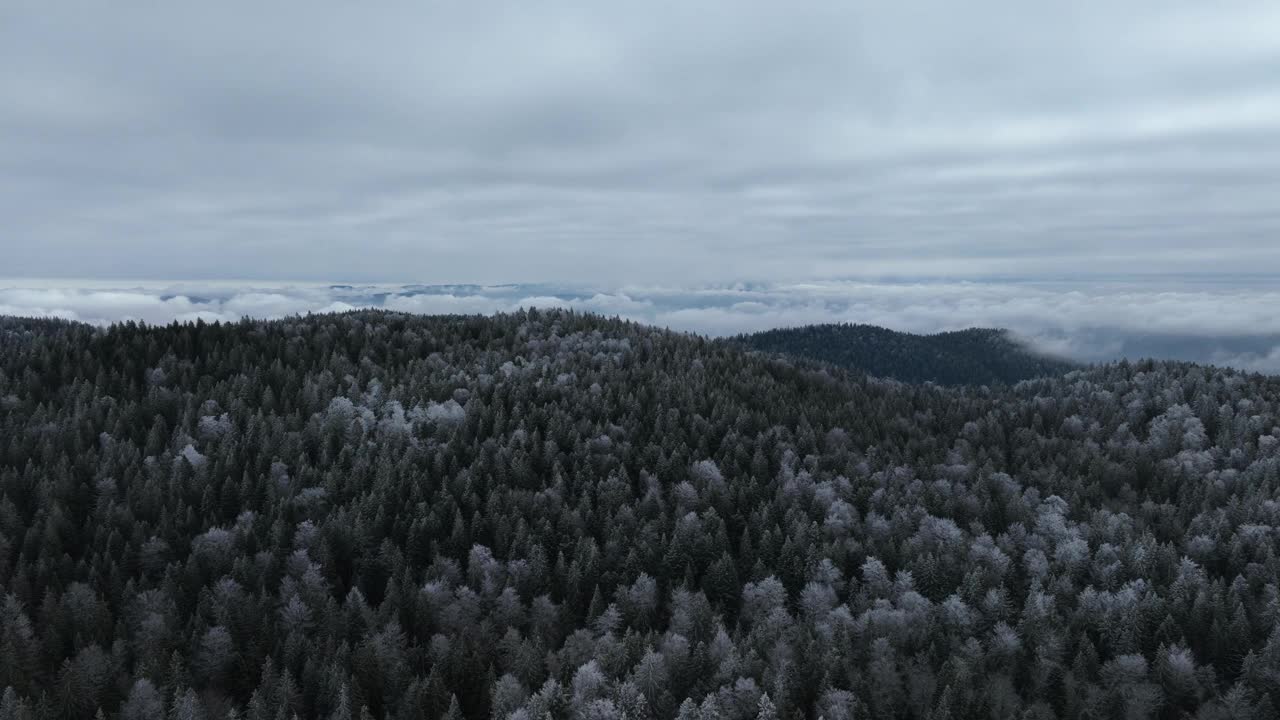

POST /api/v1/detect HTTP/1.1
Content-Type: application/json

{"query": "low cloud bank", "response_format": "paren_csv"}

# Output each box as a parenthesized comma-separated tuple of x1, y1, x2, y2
(3, 279, 1278, 373)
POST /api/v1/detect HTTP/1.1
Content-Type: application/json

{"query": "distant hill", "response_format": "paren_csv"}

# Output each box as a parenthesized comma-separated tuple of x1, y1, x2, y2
(736, 323, 1079, 384)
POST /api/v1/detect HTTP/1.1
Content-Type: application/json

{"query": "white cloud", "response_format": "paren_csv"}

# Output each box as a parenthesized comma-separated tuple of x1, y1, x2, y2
(1210, 346, 1280, 374)
(382, 294, 510, 315)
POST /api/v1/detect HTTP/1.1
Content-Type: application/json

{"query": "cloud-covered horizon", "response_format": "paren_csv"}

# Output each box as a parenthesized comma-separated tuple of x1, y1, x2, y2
(5, 279, 1280, 373)
(3, 2, 1280, 283)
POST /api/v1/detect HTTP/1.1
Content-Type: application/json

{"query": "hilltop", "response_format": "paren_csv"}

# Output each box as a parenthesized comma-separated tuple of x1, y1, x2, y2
(736, 323, 1080, 385)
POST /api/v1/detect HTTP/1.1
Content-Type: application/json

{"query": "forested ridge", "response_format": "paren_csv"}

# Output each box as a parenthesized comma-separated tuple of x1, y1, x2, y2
(736, 324, 1079, 386)
(2, 310, 1280, 720)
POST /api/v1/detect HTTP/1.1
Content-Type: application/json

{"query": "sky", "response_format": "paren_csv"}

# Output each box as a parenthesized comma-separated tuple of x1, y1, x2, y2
(2, 3, 1279, 371)
(3, 1, 1279, 284)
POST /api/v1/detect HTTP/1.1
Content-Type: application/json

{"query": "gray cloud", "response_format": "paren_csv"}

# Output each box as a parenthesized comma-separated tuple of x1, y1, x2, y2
(2, 2, 1279, 283)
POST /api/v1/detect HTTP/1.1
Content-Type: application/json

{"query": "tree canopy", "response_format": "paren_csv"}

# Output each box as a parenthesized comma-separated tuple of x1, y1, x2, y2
(736, 324, 1079, 385)
(1, 310, 1278, 719)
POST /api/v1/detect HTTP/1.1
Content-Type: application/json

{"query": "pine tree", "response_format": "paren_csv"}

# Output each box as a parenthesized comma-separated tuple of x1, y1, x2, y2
(440, 695, 463, 720)
(755, 692, 778, 720)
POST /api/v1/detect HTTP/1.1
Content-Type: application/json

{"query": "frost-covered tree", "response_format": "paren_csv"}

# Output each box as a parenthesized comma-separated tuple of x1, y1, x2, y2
(1, 311, 1279, 718)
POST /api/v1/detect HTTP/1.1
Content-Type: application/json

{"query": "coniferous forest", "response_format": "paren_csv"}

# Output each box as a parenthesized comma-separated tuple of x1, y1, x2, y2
(736, 325, 1079, 386)
(2, 310, 1280, 720)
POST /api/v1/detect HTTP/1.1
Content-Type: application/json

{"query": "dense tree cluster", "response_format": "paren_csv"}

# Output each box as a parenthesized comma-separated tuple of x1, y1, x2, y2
(1, 310, 1279, 719)
(736, 324, 1078, 386)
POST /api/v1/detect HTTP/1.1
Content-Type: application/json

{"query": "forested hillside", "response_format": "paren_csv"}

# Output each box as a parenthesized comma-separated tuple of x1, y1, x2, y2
(2, 311, 1280, 719)
(736, 324, 1079, 385)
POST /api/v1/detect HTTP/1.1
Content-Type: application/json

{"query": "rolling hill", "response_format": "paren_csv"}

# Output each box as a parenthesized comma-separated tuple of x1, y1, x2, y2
(736, 323, 1080, 385)
(1, 310, 1277, 719)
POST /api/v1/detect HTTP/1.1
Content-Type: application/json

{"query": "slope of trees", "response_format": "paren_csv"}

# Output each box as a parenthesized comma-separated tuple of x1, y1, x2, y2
(1, 310, 1279, 719)
(735, 324, 1079, 385)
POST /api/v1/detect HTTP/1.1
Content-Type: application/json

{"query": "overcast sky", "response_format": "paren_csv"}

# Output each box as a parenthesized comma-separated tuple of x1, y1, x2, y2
(3, 1, 1279, 284)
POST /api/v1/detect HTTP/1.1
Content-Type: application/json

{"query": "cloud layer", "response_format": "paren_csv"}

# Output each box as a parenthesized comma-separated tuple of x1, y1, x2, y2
(5, 279, 1279, 373)
(3, 2, 1279, 282)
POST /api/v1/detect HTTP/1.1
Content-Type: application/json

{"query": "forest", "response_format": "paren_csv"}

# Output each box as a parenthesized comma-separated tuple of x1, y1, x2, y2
(736, 324, 1078, 386)
(1, 310, 1279, 720)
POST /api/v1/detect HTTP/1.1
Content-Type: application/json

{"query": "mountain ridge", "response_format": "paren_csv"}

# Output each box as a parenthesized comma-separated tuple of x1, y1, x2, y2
(734, 322, 1081, 385)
